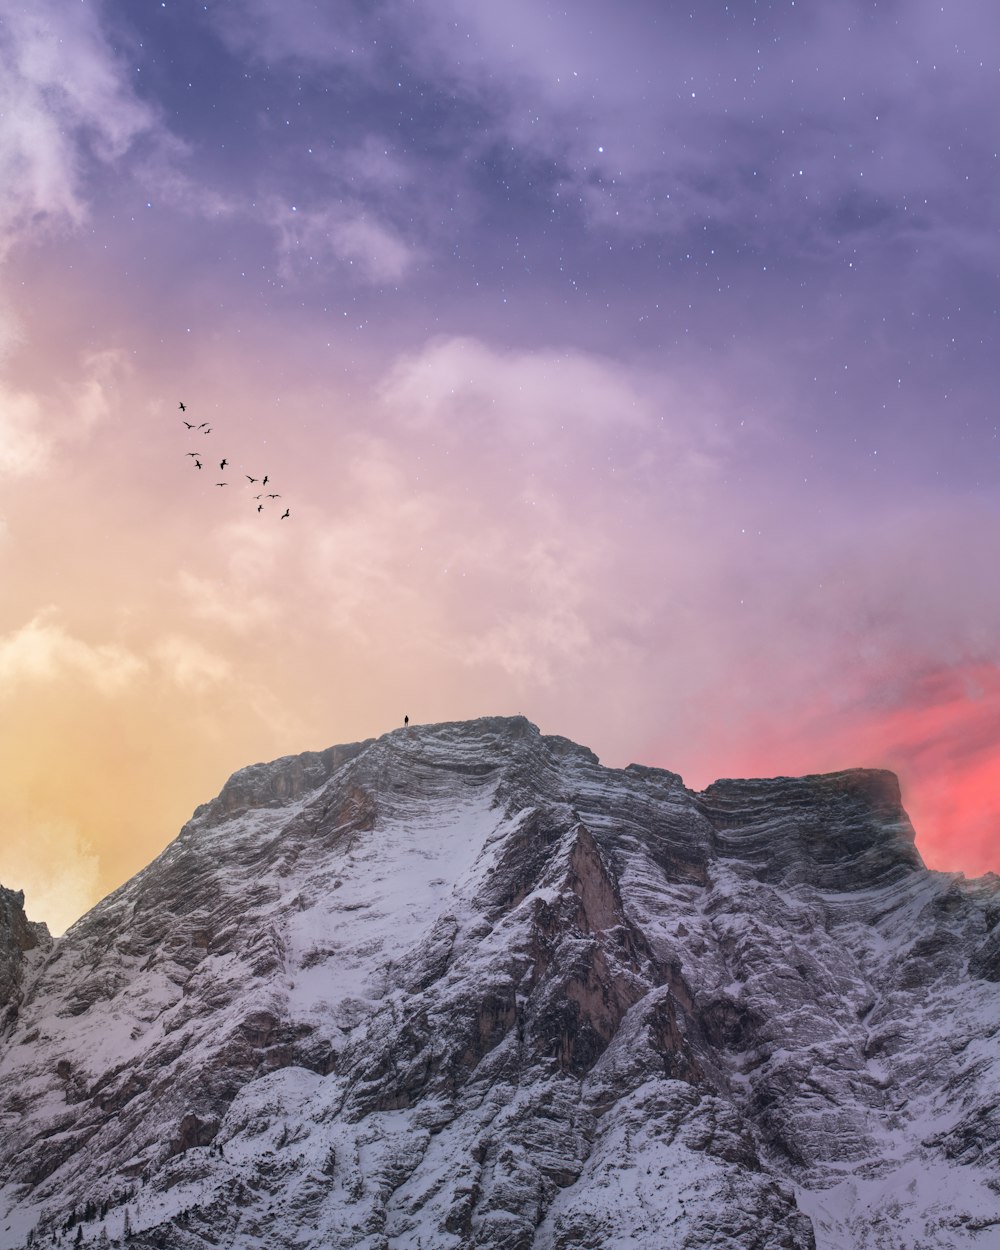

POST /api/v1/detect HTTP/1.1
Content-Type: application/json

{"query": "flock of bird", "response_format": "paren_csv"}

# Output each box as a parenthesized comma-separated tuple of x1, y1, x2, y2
(178, 401, 290, 519)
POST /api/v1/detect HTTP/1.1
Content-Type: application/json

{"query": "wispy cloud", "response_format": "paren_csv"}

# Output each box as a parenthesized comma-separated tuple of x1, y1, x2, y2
(176, 570, 278, 636)
(268, 200, 419, 284)
(209, 0, 382, 70)
(138, 144, 242, 221)
(381, 336, 650, 436)
(154, 635, 233, 690)
(0, 383, 49, 477)
(0, 348, 128, 481)
(208, 0, 1000, 262)
(378, 334, 728, 506)
(0, 1, 155, 253)
(0, 610, 145, 695)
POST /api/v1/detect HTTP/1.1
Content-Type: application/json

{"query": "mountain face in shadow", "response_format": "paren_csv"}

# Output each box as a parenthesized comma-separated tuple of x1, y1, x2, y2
(0, 716, 997, 1249)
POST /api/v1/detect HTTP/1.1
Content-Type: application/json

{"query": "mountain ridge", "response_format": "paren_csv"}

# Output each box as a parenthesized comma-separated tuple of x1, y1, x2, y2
(0, 715, 997, 1249)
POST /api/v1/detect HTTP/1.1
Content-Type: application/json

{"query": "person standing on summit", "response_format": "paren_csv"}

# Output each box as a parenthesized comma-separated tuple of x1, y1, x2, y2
(404, 715, 409, 727)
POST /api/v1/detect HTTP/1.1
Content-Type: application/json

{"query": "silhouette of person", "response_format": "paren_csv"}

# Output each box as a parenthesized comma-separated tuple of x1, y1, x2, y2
(404, 715, 409, 727)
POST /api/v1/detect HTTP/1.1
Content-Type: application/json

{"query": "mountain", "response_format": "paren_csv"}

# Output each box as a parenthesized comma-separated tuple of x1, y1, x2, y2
(0, 716, 997, 1249)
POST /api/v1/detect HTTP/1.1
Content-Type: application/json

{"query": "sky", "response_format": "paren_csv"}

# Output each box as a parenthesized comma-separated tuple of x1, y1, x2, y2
(1, 0, 999, 934)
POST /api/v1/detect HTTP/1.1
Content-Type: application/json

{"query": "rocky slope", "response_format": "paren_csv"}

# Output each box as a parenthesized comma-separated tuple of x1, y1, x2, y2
(0, 716, 997, 1249)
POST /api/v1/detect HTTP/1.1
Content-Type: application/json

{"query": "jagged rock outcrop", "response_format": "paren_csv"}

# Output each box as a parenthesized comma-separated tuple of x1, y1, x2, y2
(0, 886, 51, 1036)
(0, 716, 996, 1250)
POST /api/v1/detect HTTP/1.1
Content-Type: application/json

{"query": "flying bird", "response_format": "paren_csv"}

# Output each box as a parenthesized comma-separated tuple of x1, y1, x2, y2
(174, 400, 295, 515)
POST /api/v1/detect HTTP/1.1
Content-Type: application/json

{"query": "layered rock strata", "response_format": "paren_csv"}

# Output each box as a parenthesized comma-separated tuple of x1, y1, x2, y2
(0, 717, 996, 1249)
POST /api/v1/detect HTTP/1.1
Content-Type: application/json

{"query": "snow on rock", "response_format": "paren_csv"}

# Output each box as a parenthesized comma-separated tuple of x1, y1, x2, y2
(0, 715, 997, 1249)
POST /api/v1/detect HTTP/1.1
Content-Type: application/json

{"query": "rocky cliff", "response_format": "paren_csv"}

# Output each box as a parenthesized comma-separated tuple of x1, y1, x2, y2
(0, 717, 996, 1249)
(0, 887, 51, 1037)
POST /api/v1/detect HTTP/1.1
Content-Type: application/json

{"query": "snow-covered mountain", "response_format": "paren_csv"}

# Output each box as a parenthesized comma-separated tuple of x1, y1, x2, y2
(0, 716, 997, 1249)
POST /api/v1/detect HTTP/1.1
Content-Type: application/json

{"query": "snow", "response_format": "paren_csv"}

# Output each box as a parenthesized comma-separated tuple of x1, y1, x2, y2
(282, 790, 501, 1020)
(796, 1157, 1000, 1249)
(0, 718, 997, 1249)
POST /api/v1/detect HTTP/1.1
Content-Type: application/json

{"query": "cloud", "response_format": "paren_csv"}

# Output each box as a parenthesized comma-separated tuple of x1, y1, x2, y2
(71, 347, 126, 435)
(177, 571, 278, 635)
(0, 816, 100, 937)
(0, 611, 145, 696)
(281, 335, 733, 687)
(268, 201, 419, 284)
(0, 347, 128, 480)
(154, 636, 233, 690)
(137, 144, 241, 221)
(407, 0, 995, 243)
(381, 336, 649, 435)
(0, 383, 49, 477)
(340, 136, 414, 193)
(210, 0, 1000, 262)
(462, 529, 598, 684)
(209, 0, 382, 70)
(376, 335, 730, 523)
(175, 515, 289, 635)
(0, 1, 155, 253)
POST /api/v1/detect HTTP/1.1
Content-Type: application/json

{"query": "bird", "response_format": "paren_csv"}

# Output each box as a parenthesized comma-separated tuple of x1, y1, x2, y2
(253, 493, 264, 500)
(197, 423, 210, 430)
(220, 459, 228, 471)
(185, 451, 200, 457)
(266, 493, 281, 499)
(179, 401, 187, 412)
(281, 509, 290, 519)
(216, 482, 228, 487)
(246, 475, 258, 484)
(194, 460, 202, 469)
(257, 504, 263, 513)
(182, 420, 195, 429)
(202, 427, 213, 434)
(262, 475, 269, 486)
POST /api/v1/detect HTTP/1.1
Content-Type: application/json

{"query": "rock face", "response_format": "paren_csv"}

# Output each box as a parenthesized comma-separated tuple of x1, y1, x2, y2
(0, 887, 51, 1040)
(0, 716, 997, 1250)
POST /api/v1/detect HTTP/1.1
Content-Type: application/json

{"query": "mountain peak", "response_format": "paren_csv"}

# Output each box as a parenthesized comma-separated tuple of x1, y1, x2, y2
(0, 720, 996, 1249)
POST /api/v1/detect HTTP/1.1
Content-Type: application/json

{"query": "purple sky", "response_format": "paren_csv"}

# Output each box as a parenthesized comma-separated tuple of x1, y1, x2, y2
(1, 0, 999, 930)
